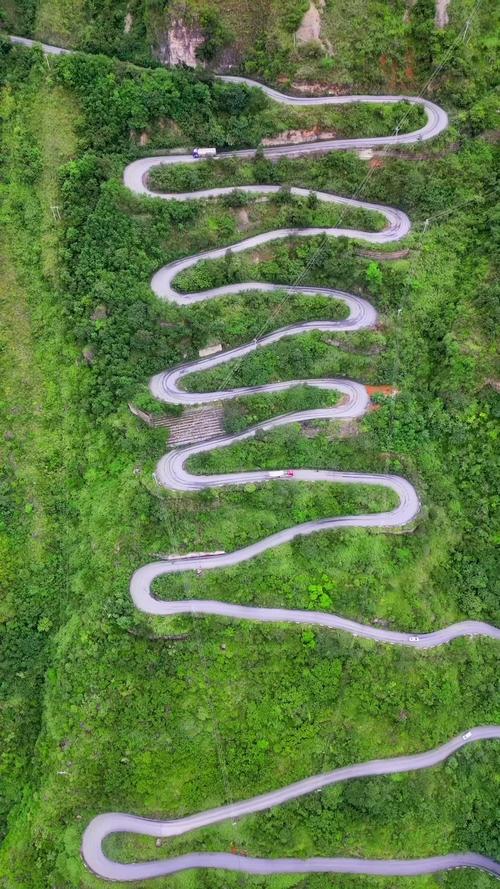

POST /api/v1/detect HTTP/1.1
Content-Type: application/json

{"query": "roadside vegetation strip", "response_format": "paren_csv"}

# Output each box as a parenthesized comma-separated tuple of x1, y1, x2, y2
(124, 174, 411, 244)
(83, 728, 500, 881)
(146, 198, 409, 287)
(218, 75, 448, 149)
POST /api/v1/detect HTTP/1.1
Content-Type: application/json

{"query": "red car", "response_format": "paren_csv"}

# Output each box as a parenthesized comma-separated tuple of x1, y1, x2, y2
(286, 470, 295, 477)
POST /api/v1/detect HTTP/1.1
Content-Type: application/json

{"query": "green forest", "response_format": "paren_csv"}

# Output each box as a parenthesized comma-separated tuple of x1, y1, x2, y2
(0, 0, 499, 886)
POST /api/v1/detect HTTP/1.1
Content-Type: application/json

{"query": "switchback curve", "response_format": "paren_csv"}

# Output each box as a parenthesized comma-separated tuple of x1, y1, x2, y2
(82, 728, 500, 881)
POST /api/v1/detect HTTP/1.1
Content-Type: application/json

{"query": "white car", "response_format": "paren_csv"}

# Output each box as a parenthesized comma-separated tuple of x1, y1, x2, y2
(409, 636, 420, 642)
(462, 731, 472, 740)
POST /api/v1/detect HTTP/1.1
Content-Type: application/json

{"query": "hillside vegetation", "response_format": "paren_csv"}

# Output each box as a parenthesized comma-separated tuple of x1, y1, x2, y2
(0, 4, 498, 888)
(1, 0, 498, 94)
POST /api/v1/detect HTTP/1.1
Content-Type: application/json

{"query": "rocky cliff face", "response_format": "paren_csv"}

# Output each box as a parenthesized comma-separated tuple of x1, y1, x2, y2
(157, 14, 205, 67)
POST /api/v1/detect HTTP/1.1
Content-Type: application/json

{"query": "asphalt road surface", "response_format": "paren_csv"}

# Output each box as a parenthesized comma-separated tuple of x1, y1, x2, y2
(11, 35, 496, 880)
(130, 549, 500, 642)
(9, 33, 72, 54)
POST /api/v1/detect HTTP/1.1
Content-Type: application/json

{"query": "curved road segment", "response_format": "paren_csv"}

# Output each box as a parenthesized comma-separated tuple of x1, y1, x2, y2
(82, 727, 500, 881)
(9, 34, 448, 152)
(11, 36, 496, 880)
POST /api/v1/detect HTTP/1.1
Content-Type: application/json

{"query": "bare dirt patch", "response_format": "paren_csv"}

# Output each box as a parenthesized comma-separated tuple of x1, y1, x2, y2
(403, 0, 417, 23)
(367, 385, 399, 397)
(236, 208, 251, 230)
(262, 127, 336, 146)
(355, 248, 411, 261)
(485, 378, 500, 393)
(296, 2, 322, 43)
(251, 246, 275, 263)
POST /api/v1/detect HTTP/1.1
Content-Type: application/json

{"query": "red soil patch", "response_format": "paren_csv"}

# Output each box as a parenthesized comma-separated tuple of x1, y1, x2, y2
(367, 385, 399, 396)
(367, 385, 399, 411)
(366, 386, 399, 411)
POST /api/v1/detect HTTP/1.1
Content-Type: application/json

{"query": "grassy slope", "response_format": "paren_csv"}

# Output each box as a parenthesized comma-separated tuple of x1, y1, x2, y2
(0, 75, 81, 844)
(35, 0, 87, 46)
(0, 33, 498, 889)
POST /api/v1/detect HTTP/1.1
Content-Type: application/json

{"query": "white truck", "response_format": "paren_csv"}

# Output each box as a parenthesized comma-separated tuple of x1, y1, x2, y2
(268, 471, 285, 478)
(192, 147, 217, 159)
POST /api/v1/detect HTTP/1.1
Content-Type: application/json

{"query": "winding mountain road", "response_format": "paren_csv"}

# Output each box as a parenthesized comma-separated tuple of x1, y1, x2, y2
(9, 34, 448, 152)
(10, 35, 497, 881)
(82, 726, 500, 881)
(97, 79, 499, 879)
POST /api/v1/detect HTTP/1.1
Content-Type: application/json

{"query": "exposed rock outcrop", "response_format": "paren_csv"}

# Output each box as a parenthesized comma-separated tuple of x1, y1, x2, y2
(296, 2, 322, 43)
(159, 15, 205, 67)
(262, 127, 336, 146)
(435, 0, 451, 28)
